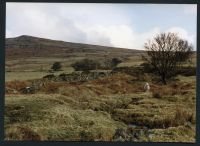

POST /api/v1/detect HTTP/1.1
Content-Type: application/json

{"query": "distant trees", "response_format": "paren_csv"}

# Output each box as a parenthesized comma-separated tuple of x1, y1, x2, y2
(142, 32, 193, 84)
(71, 58, 122, 72)
(51, 62, 62, 71)
(71, 59, 100, 72)
(104, 58, 122, 69)
(110, 58, 122, 68)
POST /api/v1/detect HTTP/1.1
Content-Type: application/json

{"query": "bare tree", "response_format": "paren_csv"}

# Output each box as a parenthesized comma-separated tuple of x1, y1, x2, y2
(142, 32, 193, 84)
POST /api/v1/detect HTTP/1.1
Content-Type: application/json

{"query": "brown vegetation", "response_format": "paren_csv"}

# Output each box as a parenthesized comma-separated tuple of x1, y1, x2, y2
(5, 126, 42, 140)
(5, 35, 196, 142)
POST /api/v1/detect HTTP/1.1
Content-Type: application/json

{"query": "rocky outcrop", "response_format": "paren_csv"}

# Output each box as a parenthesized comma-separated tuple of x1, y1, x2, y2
(43, 71, 113, 82)
(113, 126, 149, 142)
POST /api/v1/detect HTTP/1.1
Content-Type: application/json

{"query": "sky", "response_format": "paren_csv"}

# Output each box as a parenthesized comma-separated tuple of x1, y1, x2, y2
(6, 3, 197, 50)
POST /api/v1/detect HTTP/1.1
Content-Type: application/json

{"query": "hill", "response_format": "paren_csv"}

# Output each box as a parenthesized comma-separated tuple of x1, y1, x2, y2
(6, 35, 142, 59)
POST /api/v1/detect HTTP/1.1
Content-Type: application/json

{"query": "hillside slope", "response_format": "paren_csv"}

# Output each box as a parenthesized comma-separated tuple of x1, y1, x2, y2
(6, 35, 142, 59)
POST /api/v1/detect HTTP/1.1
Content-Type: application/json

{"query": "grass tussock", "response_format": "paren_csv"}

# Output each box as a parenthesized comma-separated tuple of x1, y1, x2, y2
(148, 125, 195, 142)
(4, 72, 196, 141)
(41, 82, 63, 93)
(5, 126, 42, 141)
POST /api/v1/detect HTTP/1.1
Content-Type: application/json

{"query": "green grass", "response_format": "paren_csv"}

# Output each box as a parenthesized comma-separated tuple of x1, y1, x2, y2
(5, 54, 196, 142)
(5, 73, 196, 141)
(5, 94, 126, 141)
(5, 69, 74, 82)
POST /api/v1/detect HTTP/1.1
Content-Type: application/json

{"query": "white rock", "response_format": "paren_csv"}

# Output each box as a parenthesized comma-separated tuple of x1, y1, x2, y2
(144, 82, 150, 92)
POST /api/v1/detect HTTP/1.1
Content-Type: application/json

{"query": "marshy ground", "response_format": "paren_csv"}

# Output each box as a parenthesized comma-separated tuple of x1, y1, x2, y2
(5, 54, 196, 142)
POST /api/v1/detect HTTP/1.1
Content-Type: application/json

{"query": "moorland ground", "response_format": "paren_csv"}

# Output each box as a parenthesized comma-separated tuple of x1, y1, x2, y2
(5, 36, 196, 142)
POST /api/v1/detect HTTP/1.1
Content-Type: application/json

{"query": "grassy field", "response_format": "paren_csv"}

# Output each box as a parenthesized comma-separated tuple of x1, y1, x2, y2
(5, 53, 196, 142)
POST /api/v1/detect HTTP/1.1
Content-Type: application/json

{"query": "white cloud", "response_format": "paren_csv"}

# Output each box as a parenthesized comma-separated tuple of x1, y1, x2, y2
(166, 27, 196, 49)
(76, 24, 161, 50)
(135, 27, 161, 49)
(6, 3, 88, 43)
(84, 25, 136, 49)
(6, 3, 196, 50)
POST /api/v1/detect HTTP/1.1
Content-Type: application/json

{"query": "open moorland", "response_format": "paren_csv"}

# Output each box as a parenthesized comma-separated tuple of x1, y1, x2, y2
(5, 36, 196, 142)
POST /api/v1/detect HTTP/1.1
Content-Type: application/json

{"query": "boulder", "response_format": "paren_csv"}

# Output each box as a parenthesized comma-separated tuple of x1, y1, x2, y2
(19, 86, 35, 94)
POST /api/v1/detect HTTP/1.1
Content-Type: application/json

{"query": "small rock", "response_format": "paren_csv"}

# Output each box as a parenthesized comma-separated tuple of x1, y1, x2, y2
(113, 136, 125, 142)
(148, 134, 155, 139)
(128, 124, 137, 128)
(185, 122, 193, 129)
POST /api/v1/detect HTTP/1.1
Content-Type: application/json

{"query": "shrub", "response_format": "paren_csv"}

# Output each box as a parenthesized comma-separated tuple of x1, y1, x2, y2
(51, 62, 62, 71)
(175, 66, 196, 76)
(110, 58, 122, 68)
(71, 59, 100, 71)
(140, 62, 154, 73)
(103, 58, 122, 69)
(58, 73, 68, 81)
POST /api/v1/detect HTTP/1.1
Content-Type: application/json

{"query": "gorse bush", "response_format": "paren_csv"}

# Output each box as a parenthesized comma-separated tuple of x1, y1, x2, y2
(110, 58, 122, 69)
(71, 58, 122, 71)
(71, 59, 101, 71)
(103, 58, 122, 69)
(51, 62, 62, 71)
